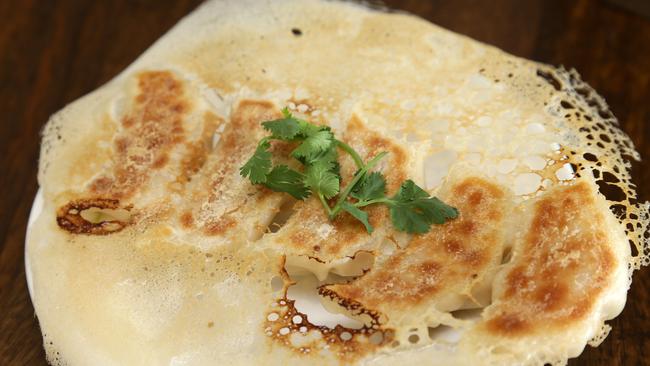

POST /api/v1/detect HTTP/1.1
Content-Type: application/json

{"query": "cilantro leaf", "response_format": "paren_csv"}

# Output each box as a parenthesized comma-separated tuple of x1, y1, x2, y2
(341, 201, 373, 233)
(240, 106, 459, 234)
(263, 165, 310, 200)
(263, 108, 323, 140)
(291, 129, 335, 163)
(240, 139, 272, 184)
(426, 197, 460, 224)
(389, 180, 458, 233)
(351, 171, 386, 202)
(305, 163, 340, 199)
(310, 146, 339, 173)
(262, 117, 301, 140)
(296, 120, 323, 138)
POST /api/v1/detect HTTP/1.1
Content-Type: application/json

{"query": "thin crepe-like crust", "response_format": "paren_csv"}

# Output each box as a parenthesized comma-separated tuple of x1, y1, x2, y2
(29, 0, 644, 365)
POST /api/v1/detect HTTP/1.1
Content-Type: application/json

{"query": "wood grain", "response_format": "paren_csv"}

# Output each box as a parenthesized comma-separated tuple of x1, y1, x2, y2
(1, 0, 648, 364)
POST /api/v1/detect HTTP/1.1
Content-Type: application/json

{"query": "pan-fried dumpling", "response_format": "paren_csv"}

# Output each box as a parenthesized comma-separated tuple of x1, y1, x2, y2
(322, 175, 512, 328)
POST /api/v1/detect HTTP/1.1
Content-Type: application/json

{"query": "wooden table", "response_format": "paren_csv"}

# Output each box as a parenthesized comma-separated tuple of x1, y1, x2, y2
(1, 0, 648, 364)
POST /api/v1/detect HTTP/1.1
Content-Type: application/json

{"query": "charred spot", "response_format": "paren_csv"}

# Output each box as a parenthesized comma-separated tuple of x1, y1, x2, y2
(291, 28, 302, 36)
(318, 286, 385, 326)
(265, 260, 390, 363)
(56, 198, 133, 235)
(265, 295, 390, 362)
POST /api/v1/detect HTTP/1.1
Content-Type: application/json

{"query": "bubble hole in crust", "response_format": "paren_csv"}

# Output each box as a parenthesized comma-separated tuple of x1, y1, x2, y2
(263, 257, 392, 364)
(531, 66, 649, 270)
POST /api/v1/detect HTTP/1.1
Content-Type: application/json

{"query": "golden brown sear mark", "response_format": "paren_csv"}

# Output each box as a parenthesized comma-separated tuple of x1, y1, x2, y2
(203, 216, 237, 236)
(56, 198, 132, 235)
(324, 178, 509, 318)
(90, 70, 190, 199)
(200, 101, 283, 234)
(484, 182, 616, 336)
(176, 100, 288, 235)
(202, 100, 280, 202)
(175, 112, 221, 186)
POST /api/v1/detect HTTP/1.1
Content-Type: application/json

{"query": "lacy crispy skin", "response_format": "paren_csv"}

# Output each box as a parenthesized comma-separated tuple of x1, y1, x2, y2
(29, 0, 646, 365)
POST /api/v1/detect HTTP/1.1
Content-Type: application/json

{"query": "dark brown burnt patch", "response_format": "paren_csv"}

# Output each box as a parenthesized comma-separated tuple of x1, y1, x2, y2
(264, 296, 391, 363)
(57, 198, 132, 235)
(264, 258, 391, 364)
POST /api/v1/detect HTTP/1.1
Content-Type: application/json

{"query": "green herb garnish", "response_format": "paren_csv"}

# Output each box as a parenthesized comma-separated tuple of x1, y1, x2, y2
(240, 107, 458, 233)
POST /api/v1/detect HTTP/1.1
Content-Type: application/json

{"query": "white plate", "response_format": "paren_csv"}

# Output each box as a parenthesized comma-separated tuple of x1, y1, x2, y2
(25, 188, 43, 300)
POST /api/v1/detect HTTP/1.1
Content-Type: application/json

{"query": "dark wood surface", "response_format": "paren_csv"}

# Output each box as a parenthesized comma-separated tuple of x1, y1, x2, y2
(1, 0, 648, 364)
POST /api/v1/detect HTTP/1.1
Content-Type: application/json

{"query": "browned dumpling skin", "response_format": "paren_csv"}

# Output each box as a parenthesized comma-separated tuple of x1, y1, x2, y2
(56, 82, 292, 244)
(454, 180, 629, 364)
(177, 100, 292, 243)
(57, 70, 217, 235)
(322, 177, 511, 325)
(88, 71, 191, 200)
(481, 182, 617, 336)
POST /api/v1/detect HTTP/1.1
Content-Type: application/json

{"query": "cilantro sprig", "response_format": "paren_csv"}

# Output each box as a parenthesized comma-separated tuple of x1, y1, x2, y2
(240, 107, 458, 233)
